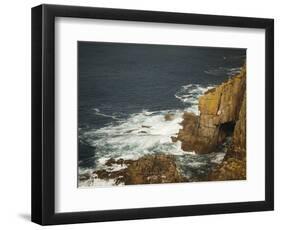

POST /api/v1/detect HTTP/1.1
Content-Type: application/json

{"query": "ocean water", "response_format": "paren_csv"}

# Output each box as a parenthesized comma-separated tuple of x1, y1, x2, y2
(78, 42, 246, 187)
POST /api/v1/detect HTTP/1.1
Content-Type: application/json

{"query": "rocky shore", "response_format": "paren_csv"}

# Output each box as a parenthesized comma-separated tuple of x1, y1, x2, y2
(80, 65, 246, 186)
(80, 154, 187, 186)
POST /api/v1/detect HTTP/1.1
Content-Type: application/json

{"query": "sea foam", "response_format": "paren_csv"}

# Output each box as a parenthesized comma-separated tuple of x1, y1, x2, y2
(174, 84, 215, 115)
(79, 84, 220, 187)
(81, 109, 190, 170)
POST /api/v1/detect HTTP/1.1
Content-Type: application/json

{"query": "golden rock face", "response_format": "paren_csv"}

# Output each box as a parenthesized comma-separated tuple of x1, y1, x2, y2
(177, 65, 246, 155)
(175, 65, 247, 181)
(199, 88, 221, 115)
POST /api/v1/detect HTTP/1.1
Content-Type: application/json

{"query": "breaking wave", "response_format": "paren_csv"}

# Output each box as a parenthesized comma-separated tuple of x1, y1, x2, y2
(79, 83, 223, 187)
(174, 84, 215, 114)
(80, 109, 189, 170)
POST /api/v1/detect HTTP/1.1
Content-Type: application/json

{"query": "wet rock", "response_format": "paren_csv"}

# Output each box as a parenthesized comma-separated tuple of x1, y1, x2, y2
(171, 136, 177, 142)
(164, 113, 175, 121)
(94, 168, 127, 183)
(104, 158, 134, 167)
(93, 154, 187, 185)
(141, 125, 151, 128)
(139, 131, 148, 134)
(79, 173, 91, 181)
(105, 158, 116, 166)
(125, 129, 138, 133)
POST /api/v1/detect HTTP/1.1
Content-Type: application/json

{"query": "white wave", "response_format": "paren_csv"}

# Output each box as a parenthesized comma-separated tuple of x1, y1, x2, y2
(79, 175, 121, 188)
(80, 109, 196, 169)
(78, 166, 127, 188)
(175, 84, 215, 114)
(80, 83, 223, 187)
(210, 152, 226, 164)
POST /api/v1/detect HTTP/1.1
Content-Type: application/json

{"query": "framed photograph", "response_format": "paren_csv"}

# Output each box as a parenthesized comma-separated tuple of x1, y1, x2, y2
(31, 4, 274, 225)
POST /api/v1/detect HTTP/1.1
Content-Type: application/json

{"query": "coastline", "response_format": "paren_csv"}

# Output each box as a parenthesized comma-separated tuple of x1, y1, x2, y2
(79, 64, 246, 186)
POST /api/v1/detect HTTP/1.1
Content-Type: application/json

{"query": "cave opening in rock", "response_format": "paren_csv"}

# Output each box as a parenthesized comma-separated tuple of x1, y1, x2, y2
(220, 121, 236, 137)
(217, 121, 236, 152)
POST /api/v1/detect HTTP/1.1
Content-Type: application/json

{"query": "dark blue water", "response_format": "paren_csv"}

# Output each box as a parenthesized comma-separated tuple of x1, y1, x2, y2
(78, 42, 245, 171)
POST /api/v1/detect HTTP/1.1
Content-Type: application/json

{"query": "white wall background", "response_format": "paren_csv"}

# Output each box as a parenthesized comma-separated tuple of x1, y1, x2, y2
(0, 0, 279, 229)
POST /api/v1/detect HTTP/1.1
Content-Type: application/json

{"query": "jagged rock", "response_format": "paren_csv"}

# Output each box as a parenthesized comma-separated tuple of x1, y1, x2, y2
(93, 154, 187, 185)
(208, 157, 246, 181)
(105, 158, 116, 166)
(104, 158, 134, 167)
(171, 136, 177, 142)
(124, 154, 186, 185)
(177, 112, 218, 153)
(177, 65, 246, 154)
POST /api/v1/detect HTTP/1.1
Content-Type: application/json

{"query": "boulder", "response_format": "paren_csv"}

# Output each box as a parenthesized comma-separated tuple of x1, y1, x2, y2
(164, 113, 175, 121)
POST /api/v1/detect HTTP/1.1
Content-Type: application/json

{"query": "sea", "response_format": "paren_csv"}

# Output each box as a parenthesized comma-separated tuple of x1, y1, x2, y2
(78, 42, 246, 187)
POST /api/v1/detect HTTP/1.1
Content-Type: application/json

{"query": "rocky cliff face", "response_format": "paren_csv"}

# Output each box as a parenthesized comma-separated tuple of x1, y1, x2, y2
(176, 65, 246, 180)
(207, 92, 247, 181)
(231, 93, 246, 156)
(176, 65, 246, 155)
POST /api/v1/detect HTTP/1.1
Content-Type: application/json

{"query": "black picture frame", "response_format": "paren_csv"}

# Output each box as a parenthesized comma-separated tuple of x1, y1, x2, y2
(31, 4, 274, 225)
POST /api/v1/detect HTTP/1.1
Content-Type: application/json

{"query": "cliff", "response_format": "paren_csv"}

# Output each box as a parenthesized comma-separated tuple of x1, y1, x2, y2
(176, 65, 246, 180)
(231, 93, 246, 156)
(176, 65, 246, 155)
(208, 92, 246, 181)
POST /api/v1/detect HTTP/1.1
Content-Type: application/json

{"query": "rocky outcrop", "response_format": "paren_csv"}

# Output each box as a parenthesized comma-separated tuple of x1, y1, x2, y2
(176, 65, 246, 154)
(174, 64, 246, 181)
(208, 156, 246, 181)
(164, 113, 175, 121)
(92, 154, 187, 185)
(124, 154, 185, 185)
(208, 93, 247, 181)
